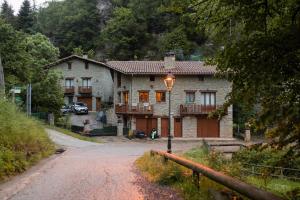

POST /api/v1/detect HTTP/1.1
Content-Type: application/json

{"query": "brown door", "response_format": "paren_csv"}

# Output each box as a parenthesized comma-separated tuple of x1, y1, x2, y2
(136, 118, 157, 136)
(161, 118, 169, 137)
(77, 97, 92, 110)
(136, 118, 148, 134)
(174, 118, 182, 137)
(197, 117, 219, 137)
(96, 97, 101, 111)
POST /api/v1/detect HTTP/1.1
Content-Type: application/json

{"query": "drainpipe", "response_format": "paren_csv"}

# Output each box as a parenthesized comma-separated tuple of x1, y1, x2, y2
(130, 74, 133, 129)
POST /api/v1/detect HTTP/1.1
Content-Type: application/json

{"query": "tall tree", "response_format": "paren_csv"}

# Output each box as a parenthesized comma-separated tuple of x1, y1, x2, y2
(0, 55, 4, 96)
(190, 0, 300, 147)
(37, 0, 102, 57)
(17, 0, 34, 33)
(0, 0, 16, 27)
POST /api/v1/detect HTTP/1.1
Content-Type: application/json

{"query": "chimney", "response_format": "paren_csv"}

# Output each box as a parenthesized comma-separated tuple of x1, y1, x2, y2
(83, 55, 88, 59)
(164, 52, 176, 69)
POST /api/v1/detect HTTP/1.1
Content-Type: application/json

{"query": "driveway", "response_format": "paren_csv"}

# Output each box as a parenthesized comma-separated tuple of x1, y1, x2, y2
(0, 129, 201, 200)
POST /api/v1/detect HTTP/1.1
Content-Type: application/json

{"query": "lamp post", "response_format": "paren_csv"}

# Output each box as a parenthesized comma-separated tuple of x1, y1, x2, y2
(164, 72, 175, 153)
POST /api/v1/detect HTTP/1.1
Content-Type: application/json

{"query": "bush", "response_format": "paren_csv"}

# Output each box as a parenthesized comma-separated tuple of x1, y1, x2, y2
(0, 99, 54, 180)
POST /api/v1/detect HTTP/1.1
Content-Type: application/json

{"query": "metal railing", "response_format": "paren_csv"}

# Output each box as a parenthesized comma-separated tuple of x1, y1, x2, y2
(150, 150, 283, 200)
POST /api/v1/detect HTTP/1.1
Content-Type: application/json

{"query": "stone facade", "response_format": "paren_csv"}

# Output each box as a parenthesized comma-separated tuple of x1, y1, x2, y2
(113, 72, 233, 138)
(51, 57, 113, 111)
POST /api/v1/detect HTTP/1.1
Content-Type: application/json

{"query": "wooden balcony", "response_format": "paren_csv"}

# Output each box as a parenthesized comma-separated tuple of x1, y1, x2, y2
(78, 86, 92, 94)
(64, 86, 74, 94)
(180, 104, 219, 115)
(115, 103, 154, 115)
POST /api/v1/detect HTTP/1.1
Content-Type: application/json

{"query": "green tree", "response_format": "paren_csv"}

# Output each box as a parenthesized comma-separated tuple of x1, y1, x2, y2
(17, 0, 34, 33)
(37, 0, 101, 56)
(101, 7, 148, 60)
(191, 0, 300, 147)
(0, 0, 16, 27)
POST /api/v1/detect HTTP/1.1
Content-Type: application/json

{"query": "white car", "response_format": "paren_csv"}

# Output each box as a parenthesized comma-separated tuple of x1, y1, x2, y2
(71, 102, 88, 115)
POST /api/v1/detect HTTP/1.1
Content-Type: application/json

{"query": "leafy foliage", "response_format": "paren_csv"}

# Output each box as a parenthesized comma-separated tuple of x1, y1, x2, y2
(37, 0, 101, 57)
(189, 0, 300, 147)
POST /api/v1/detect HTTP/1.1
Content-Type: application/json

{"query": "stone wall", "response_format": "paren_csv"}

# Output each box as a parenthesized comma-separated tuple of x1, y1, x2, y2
(51, 58, 114, 111)
(114, 74, 233, 138)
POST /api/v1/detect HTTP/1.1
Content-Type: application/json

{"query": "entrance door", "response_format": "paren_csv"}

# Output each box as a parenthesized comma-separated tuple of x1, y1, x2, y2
(197, 117, 219, 137)
(96, 97, 101, 111)
(161, 118, 169, 137)
(174, 118, 182, 137)
(78, 97, 92, 110)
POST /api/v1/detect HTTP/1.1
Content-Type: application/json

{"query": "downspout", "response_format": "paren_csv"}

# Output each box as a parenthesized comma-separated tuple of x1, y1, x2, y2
(130, 73, 133, 129)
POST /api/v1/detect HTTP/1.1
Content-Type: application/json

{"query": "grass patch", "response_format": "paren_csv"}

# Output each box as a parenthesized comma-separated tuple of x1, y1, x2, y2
(136, 147, 300, 200)
(136, 152, 227, 200)
(45, 125, 101, 143)
(0, 100, 55, 181)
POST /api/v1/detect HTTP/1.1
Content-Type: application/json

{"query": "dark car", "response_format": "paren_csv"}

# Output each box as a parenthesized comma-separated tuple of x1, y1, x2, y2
(71, 102, 88, 114)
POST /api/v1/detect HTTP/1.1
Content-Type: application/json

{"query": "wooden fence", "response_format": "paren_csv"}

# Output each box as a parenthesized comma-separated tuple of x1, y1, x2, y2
(150, 150, 283, 200)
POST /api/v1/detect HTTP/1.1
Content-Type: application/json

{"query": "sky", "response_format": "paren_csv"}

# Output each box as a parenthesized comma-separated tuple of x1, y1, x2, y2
(2, 0, 48, 14)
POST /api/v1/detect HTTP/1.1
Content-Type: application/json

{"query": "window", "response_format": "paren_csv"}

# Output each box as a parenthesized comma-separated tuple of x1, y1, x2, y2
(123, 91, 129, 105)
(186, 92, 195, 103)
(150, 75, 155, 81)
(201, 92, 216, 106)
(139, 91, 149, 102)
(67, 62, 72, 70)
(117, 73, 121, 87)
(156, 91, 166, 103)
(117, 92, 121, 103)
(82, 78, 92, 87)
(198, 76, 204, 81)
(85, 62, 89, 70)
(65, 79, 74, 87)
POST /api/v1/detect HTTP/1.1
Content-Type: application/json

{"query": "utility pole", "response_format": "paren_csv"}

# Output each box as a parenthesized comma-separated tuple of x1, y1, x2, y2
(26, 83, 32, 116)
(0, 55, 5, 97)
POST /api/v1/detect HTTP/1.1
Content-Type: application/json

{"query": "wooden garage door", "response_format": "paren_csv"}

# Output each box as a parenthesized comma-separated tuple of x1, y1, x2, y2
(197, 118, 219, 137)
(78, 97, 92, 110)
(174, 118, 182, 137)
(136, 118, 157, 136)
(161, 118, 169, 137)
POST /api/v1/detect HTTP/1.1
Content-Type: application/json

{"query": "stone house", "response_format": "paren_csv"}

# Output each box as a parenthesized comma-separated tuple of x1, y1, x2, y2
(107, 54, 233, 138)
(48, 55, 114, 111)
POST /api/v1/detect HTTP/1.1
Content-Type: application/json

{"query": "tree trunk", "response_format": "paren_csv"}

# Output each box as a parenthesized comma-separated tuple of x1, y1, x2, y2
(0, 55, 5, 97)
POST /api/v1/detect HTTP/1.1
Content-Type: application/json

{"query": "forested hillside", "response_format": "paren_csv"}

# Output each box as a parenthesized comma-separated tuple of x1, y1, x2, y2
(1, 0, 213, 60)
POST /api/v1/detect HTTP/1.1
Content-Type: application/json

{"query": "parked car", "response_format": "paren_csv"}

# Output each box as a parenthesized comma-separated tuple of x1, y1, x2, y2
(60, 105, 71, 115)
(71, 102, 88, 114)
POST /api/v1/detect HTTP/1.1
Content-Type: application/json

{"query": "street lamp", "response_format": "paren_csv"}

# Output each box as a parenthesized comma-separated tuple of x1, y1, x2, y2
(164, 72, 175, 153)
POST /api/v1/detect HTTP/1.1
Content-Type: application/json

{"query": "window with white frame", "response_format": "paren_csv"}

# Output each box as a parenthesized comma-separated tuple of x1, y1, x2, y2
(201, 92, 216, 106)
(65, 79, 74, 88)
(82, 78, 92, 87)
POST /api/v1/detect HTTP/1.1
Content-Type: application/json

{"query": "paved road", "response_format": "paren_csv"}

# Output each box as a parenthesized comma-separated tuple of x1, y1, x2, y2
(0, 129, 201, 200)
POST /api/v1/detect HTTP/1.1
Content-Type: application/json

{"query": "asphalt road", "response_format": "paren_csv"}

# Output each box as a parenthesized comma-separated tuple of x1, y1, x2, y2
(0, 129, 201, 200)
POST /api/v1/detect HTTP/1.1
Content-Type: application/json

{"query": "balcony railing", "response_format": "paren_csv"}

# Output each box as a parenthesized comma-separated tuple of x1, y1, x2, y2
(64, 86, 75, 94)
(78, 86, 92, 94)
(115, 103, 154, 115)
(180, 104, 219, 115)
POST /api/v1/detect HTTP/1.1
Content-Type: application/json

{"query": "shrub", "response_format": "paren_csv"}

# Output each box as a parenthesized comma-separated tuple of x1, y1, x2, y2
(0, 99, 54, 180)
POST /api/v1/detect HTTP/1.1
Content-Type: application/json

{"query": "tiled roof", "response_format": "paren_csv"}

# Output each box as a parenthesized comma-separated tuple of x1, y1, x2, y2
(106, 61, 216, 75)
(46, 55, 107, 68)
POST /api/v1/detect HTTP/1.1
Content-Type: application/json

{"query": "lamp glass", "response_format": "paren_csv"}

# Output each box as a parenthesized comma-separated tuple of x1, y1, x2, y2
(164, 73, 175, 91)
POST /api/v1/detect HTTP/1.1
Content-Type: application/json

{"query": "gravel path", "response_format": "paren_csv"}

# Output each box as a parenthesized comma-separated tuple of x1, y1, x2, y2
(0, 129, 200, 200)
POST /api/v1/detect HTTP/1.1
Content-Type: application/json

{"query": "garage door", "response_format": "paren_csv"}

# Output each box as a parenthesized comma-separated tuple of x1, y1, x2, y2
(78, 97, 92, 111)
(174, 118, 182, 137)
(197, 118, 219, 137)
(136, 118, 157, 136)
(161, 118, 169, 137)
